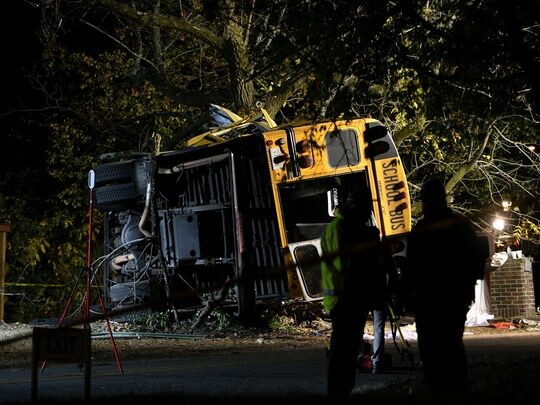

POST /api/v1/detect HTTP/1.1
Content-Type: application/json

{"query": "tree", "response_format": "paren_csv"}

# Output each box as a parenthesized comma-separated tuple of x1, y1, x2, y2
(2, 0, 539, 319)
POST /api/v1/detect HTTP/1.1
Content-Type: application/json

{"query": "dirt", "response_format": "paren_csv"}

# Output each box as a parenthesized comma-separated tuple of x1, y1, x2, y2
(2, 316, 539, 369)
(0, 317, 330, 368)
(2, 316, 540, 403)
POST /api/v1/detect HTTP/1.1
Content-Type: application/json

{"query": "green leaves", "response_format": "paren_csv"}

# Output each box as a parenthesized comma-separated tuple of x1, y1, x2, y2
(2, 0, 540, 321)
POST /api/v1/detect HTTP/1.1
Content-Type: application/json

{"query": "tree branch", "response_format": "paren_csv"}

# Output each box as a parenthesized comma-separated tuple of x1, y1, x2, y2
(95, 0, 225, 51)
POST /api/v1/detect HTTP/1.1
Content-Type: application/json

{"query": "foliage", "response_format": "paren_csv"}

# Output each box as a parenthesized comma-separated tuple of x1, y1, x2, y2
(513, 214, 540, 246)
(127, 302, 322, 334)
(268, 315, 299, 334)
(2, 0, 540, 320)
(133, 309, 175, 332)
(3, 282, 87, 323)
(204, 308, 235, 331)
(261, 301, 326, 333)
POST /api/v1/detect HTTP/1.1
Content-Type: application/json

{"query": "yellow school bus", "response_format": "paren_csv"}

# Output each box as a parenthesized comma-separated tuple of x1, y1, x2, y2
(92, 106, 411, 319)
(262, 117, 411, 301)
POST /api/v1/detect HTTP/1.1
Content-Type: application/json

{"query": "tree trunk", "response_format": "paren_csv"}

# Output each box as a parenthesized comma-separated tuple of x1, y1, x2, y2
(221, 0, 255, 114)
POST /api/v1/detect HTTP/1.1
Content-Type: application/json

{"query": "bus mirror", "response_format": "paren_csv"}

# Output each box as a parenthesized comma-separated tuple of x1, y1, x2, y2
(365, 141, 390, 157)
(365, 125, 388, 142)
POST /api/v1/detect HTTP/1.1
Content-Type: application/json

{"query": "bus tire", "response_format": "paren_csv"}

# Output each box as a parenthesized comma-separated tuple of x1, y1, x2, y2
(94, 158, 149, 187)
(93, 183, 144, 210)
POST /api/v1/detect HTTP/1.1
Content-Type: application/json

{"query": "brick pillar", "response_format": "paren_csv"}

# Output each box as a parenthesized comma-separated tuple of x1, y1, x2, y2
(489, 257, 536, 319)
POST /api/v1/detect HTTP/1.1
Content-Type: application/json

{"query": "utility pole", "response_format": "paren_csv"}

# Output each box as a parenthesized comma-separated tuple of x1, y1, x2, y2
(0, 223, 10, 322)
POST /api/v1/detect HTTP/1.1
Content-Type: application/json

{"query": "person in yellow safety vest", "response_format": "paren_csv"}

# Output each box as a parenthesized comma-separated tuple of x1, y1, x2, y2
(321, 186, 391, 398)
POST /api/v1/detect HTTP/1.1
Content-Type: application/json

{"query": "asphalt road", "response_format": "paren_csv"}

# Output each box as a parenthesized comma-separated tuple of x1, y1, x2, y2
(1, 333, 539, 404)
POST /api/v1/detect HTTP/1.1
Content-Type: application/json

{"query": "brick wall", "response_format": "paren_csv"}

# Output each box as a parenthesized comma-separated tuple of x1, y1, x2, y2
(489, 257, 536, 319)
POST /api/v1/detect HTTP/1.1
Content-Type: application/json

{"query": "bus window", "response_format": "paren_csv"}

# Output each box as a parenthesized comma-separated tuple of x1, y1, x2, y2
(279, 180, 334, 243)
(292, 243, 323, 298)
(279, 172, 372, 243)
(325, 129, 360, 168)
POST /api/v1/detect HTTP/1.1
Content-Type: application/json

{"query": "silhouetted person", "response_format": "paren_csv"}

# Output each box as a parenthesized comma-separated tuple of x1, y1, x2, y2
(321, 187, 389, 398)
(406, 177, 485, 396)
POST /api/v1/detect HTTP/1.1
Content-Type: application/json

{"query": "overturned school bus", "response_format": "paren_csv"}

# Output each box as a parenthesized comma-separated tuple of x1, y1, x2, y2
(91, 105, 411, 319)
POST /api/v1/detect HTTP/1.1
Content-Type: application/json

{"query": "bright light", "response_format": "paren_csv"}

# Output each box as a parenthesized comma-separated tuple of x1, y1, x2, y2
(493, 218, 505, 231)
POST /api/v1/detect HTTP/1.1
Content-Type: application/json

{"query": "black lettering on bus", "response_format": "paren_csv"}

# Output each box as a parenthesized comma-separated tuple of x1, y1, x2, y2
(382, 160, 397, 168)
(386, 190, 400, 199)
(389, 207, 405, 230)
(390, 209, 402, 217)
(384, 174, 399, 184)
(383, 167, 397, 176)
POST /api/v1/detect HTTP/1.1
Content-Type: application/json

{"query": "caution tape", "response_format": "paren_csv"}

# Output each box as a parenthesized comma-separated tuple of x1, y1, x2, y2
(2, 283, 104, 288)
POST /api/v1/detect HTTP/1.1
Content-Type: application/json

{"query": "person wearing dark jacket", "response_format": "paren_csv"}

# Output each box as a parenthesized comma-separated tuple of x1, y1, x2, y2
(406, 177, 485, 396)
(321, 188, 389, 398)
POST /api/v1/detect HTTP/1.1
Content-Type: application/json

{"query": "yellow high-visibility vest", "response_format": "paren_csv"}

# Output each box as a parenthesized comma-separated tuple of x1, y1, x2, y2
(320, 211, 344, 313)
